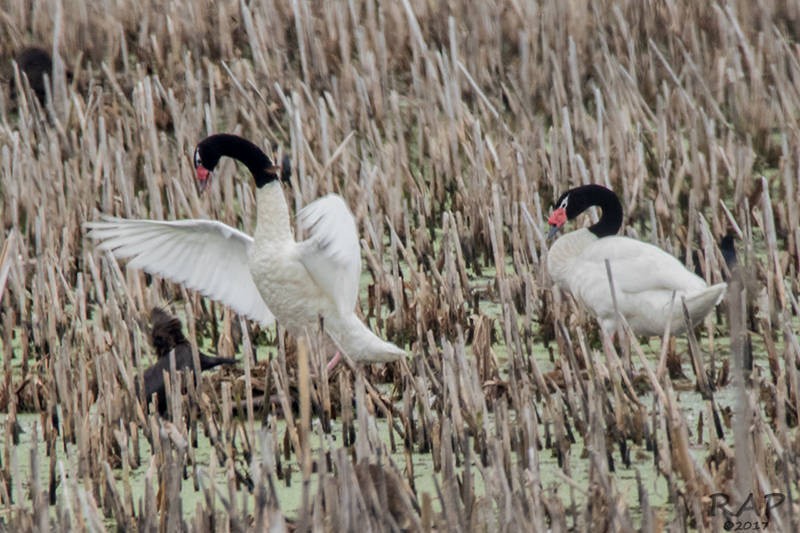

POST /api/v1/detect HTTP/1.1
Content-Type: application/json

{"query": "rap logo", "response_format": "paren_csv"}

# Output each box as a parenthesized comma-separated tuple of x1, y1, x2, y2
(709, 492, 785, 529)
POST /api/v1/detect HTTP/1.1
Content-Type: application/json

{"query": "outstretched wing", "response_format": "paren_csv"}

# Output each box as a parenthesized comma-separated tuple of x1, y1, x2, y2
(85, 216, 274, 326)
(296, 195, 361, 315)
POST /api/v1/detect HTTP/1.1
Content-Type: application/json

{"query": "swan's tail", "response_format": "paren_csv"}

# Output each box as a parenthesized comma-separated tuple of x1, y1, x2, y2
(333, 316, 407, 364)
(366, 342, 406, 363)
(675, 282, 727, 331)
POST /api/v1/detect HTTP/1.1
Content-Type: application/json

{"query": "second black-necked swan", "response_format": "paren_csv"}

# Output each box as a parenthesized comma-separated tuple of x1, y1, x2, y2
(546, 184, 727, 336)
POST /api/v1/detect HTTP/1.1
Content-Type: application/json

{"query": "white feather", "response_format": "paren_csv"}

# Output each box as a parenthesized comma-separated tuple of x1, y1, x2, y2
(84, 216, 274, 326)
(296, 194, 361, 316)
(247, 184, 405, 363)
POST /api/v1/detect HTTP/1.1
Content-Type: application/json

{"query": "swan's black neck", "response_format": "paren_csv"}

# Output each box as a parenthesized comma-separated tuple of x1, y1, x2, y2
(564, 184, 623, 238)
(199, 134, 277, 188)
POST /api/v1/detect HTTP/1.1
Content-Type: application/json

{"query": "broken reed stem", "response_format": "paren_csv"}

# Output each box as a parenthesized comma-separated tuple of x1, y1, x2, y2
(603, 258, 631, 375)
(729, 266, 756, 505)
(0, 229, 15, 303)
(681, 298, 711, 398)
(239, 317, 256, 438)
(297, 336, 312, 531)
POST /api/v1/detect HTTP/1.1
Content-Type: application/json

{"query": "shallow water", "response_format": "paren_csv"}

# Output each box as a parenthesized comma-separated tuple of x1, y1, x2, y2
(0, 326, 764, 528)
(1, 266, 797, 528)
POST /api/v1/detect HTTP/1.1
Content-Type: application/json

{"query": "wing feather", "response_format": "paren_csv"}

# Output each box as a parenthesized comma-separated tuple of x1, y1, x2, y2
(578, 237, 707, 294)
(296, 195, 361, 315)
(85, 216, 274, 326)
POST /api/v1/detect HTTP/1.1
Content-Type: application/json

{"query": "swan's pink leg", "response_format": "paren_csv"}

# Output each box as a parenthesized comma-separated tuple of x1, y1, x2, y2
(326, 351, 342, 373)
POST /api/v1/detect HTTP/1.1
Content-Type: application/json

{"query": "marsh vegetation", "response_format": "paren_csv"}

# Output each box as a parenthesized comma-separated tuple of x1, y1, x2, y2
(0, 0, 799, 531)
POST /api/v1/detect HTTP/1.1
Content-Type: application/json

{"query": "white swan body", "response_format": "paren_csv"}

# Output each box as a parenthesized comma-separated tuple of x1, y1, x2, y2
(546, 184, 726, 336)
(247, 183, 404, 362)
(548, 228, 727, 335)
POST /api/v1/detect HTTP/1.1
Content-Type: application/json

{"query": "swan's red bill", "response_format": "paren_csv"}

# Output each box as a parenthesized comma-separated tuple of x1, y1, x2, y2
(547, 207, 567, 239)
(548, 207, 567, 227)
(196, 165, 211, 193)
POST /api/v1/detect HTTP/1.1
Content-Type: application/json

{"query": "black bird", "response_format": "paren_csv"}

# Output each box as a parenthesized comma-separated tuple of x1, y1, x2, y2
(719, 232, 737, 272)
(12, 47, 52, 105)
(686, 232, 738, 280)
(140, 307, 237, 414)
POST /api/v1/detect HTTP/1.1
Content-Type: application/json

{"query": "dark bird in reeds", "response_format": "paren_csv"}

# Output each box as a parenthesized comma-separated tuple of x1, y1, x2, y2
(687, 230, 738, 280)
(11, 47, 52, 105)
(719, 232, 737, 272)
(140, 307, 237, 414)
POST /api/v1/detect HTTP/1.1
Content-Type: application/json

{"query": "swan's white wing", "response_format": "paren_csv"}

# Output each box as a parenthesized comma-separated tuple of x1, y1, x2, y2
(579, 236, 707, 294)
(563, 236, 710, 334)
(296, 194, 361, 315)
(84, 216, 274, 326)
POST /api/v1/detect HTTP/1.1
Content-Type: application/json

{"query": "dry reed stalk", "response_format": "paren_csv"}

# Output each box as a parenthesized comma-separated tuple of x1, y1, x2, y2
(682, 299, 712, 398)
(0, 228, 15, 304)
(238, 316, 256, 438)
(296, 335, 311, 532)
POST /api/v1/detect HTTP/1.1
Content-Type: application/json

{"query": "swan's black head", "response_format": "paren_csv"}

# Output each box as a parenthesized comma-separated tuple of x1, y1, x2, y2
(547, 184, 622, 239)
(194, 134, 290, 192)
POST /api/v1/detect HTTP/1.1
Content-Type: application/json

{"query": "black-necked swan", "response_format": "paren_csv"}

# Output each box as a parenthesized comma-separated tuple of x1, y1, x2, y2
(546, 184, 727, 336)
(86, 134, 406, 369)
